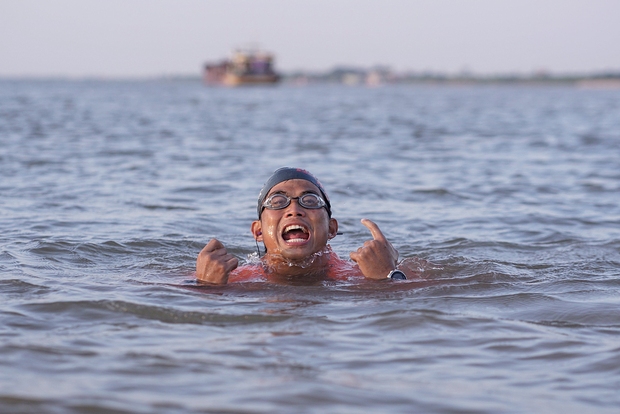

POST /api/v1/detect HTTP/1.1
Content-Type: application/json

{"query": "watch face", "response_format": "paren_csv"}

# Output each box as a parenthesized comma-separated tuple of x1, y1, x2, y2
(389, 270, 407, 280)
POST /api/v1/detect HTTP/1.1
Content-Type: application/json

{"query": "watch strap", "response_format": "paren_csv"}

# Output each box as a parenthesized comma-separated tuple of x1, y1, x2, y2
(387, 269, 407, 280)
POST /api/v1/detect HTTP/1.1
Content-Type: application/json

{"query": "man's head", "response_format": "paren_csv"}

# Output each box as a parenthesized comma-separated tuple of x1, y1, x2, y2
(252, 167, 337, 261)
(256, 167, 331, 219)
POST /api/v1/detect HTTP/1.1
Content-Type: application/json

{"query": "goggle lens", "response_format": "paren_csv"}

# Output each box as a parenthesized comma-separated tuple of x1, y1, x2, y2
(263, 193, 326, 210)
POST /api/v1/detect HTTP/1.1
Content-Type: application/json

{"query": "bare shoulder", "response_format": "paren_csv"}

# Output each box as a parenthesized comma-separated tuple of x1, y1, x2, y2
(228, 264, 267, 283)
(327, 251, 364, 280)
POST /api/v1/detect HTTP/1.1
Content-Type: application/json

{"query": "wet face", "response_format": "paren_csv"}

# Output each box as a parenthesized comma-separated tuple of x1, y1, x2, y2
(252, 179, 338, 261)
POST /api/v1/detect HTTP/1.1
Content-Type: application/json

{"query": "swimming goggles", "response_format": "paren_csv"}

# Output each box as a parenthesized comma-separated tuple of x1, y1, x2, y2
(262, 193, 327, 211)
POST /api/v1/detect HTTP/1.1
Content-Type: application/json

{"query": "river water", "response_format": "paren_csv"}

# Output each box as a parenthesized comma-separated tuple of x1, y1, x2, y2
(1, 79, 619, 413)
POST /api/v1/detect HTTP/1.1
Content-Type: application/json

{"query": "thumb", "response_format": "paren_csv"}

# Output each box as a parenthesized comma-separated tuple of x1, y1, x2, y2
(361, 218, 387, 242)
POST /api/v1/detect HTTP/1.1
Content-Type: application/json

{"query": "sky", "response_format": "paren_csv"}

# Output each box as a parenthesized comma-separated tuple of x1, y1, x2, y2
(1, 0, 619, 78)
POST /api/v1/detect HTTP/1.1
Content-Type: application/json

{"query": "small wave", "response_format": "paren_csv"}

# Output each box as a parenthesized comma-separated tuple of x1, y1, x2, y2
(21, 299, 292, 326)
(134, 203, 197, 211)
(0, 279, 50, 296)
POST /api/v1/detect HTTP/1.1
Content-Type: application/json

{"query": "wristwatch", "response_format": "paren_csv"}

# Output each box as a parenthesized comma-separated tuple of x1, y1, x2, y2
(387, 269, 407, 280)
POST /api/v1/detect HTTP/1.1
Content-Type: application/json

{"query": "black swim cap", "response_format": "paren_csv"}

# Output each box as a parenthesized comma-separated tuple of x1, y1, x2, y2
(257, 167, 332, 219)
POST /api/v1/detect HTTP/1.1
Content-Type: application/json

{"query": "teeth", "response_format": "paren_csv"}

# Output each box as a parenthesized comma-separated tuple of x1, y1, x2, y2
(284, 225, 308, 233)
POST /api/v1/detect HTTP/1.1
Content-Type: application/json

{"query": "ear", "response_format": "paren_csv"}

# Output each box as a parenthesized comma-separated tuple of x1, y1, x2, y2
(251, 220, 263, 241)
(327, 218, 338, 240)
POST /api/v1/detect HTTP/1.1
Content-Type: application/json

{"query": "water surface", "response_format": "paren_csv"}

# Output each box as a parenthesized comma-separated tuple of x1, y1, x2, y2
(1, 80, 619, 413)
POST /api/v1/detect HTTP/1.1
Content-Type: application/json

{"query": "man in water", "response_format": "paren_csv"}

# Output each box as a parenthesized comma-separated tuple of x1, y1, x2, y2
(196, 167, 411, 284)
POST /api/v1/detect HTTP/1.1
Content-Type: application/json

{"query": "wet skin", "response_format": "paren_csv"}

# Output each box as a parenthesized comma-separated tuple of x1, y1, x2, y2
(196, 180, 401, 284)
(251, 179, 338, 262)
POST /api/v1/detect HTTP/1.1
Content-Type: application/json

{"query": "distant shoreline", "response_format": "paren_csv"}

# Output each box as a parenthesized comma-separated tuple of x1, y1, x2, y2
(279, 68, 620, 88)
(2, 69, 620, 89)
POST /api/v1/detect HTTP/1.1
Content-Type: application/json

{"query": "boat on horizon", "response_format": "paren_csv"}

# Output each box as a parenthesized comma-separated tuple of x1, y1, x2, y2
(203, 48, 280, 86)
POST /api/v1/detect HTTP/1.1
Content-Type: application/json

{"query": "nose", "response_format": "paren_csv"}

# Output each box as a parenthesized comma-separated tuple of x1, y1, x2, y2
(284, 198, 306, 217)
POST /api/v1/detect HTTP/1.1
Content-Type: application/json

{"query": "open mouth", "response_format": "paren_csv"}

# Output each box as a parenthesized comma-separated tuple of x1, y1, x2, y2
(282, 224, 310, 243)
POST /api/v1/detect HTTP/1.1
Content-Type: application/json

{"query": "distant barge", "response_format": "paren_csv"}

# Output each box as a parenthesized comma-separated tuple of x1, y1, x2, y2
(203, 49, 280, 86)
